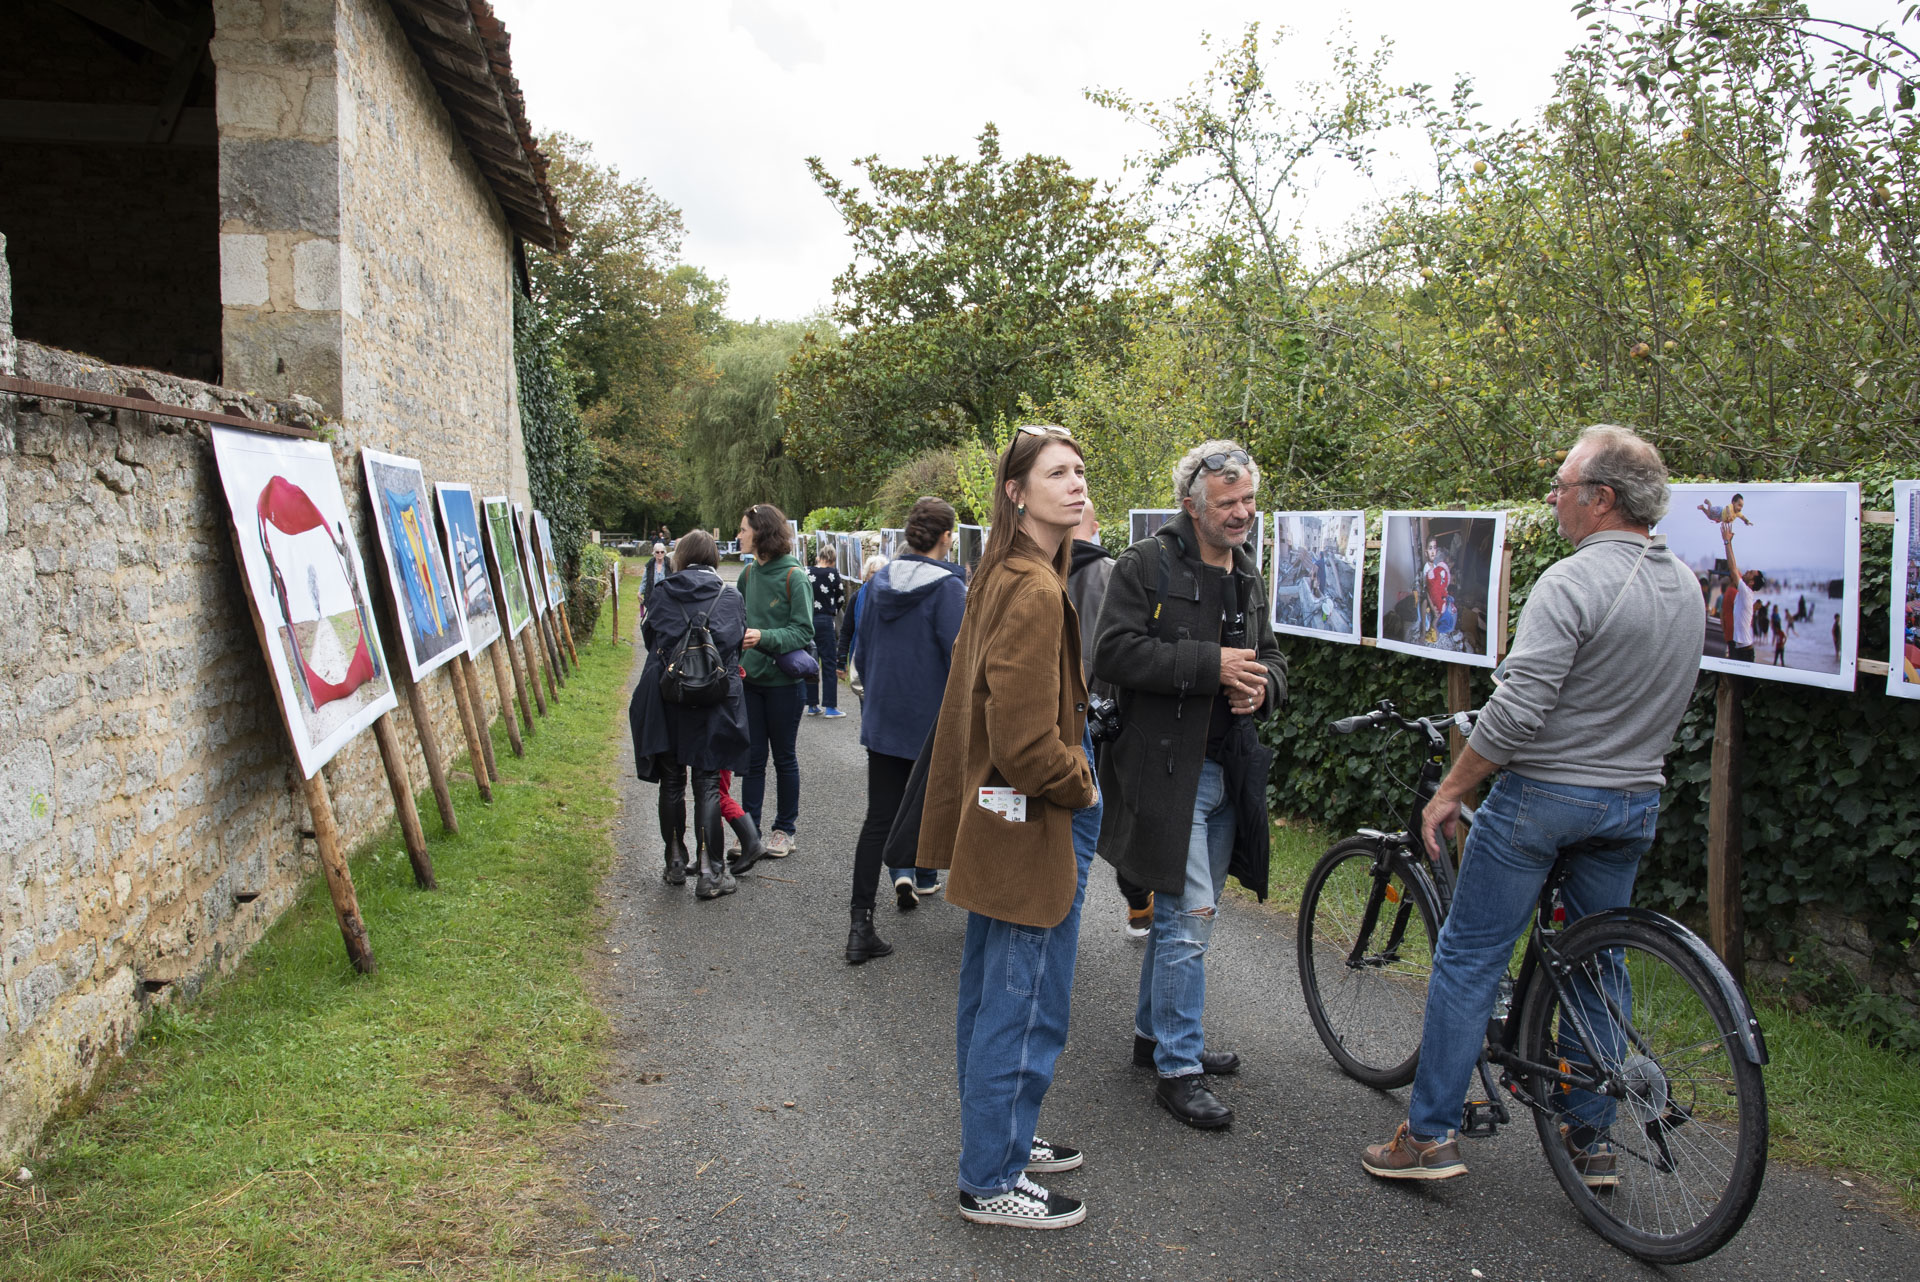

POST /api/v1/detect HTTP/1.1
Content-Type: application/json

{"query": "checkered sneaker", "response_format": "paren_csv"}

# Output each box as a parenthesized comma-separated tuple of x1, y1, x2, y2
(1025, 1137, 1083, 1174)
(957, 1175, 1086, 1229)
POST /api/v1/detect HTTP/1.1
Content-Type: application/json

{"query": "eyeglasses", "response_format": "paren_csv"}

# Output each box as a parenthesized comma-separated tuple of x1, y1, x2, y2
(1017, 425, 1075, 440)
(1200, 449, 1251, 472)
(1546, 478, 1594, 497)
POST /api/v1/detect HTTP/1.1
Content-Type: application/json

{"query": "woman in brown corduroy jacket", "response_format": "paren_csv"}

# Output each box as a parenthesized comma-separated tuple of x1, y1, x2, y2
(914, 426, 1102, 1231)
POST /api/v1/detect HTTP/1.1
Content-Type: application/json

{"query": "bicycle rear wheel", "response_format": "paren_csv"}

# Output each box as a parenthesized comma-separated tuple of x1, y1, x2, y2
(1516, 916, 1767, 1264)
(1296, 837, 1440, 1088)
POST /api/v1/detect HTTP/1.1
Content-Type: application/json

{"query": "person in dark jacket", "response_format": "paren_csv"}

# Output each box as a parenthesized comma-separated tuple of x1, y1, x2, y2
(640, 542, 669, 621)
(805, 542, 848, 717)
(1092, 440, 1287, 1130)
(628, 530, 750, 899)
(1067, 498, 1154, 940)
(736, 504, 814, 857)
(845, 498, 968, 961)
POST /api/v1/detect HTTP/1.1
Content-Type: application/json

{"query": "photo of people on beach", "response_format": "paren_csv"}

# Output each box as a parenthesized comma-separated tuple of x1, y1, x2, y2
(1376, 511, 1506, 668)
(1270, 511, 1365, 645)
(1657, 483, 1860, 692)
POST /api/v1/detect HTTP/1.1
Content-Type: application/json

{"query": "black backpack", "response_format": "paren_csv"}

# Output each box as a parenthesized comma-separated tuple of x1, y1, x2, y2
(659, 598, 728, 707)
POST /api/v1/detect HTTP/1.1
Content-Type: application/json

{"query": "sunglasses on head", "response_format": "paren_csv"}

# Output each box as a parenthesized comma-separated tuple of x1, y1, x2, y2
(1016, 425, 1075, 441)
(1200, 449, 1251, 472)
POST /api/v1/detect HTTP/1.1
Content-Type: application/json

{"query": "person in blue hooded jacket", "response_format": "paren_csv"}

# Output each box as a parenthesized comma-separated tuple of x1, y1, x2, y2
(844, 497, 969, 962)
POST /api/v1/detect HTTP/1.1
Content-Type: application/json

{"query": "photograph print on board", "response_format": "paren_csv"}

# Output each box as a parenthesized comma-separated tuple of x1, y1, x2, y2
(481, 497, 533, 637)
(1129, 509, 1176, 546)
(210, 426, 397, 778)
(956, 524, 986, 576)
(514, 503, 550, 616)
(1657, 482, 1859, 692)
(361, 448, 467, 679)
(881, 528, 904, 560)
(1376, 511, 1507, 668)
(534, 510, 567, 606)
(1270, 511, 1366, 644)
(434, 482, 502, 656)
(1893, 481, 1920, 700)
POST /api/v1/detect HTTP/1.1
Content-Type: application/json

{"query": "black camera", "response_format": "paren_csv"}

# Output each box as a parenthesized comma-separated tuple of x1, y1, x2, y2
(1087, 693, 1122, 745)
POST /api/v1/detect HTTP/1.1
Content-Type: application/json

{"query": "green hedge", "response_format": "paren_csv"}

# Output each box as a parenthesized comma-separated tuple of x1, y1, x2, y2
(566, 542, 617, 641)
(1262, 471, 1920, 973)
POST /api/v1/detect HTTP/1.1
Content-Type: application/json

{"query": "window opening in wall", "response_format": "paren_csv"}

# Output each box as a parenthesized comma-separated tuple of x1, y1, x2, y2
(0, 1, 220, 382)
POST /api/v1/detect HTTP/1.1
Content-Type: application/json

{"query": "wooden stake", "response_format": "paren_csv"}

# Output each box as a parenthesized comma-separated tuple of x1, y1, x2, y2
(401, 672, 459, 834)
(461, 655, 500, 781)
(300, 769, 376, 974)
(446, 658, 493, 802)
(558, 601, 580, 663)
(1446, 663, 1472, 761)
(488, 640, 527, 755)
(1707, 674, 1746, 982)
(521, 625, 551, 716)
(610, 564, 620, 645)
(540, 614, 566, 692)
(372, 711, 436, 889)
(549, 609, 573, 677)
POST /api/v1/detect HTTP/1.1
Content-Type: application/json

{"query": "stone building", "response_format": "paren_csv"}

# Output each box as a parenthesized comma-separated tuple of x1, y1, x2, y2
(1, 0, 566, 1159)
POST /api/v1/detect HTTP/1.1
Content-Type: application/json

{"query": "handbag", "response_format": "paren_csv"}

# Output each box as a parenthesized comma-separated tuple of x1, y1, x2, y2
(758, 563, 819, 678)
(659, 600, 728, 706)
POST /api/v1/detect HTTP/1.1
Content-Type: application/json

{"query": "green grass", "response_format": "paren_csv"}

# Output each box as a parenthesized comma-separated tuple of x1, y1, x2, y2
(1265, 815, 1920, 1214)
(1, 576, 645, 1279)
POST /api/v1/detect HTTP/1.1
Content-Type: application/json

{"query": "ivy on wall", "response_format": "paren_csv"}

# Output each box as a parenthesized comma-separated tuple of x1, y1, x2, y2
(1261, 471, 1920, 974)
(514, 289, 594, 579)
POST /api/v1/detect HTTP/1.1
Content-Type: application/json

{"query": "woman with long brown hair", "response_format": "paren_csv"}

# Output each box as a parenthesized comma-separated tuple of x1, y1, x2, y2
(734, 504, 814, 856)
(915, 426, 1102, 1230)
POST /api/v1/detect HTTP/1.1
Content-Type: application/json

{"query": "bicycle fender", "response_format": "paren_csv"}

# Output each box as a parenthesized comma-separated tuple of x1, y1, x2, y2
(1579, 906, 1769, 1065)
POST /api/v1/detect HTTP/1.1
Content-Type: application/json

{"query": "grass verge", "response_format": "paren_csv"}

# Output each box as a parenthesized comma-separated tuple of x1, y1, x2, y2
(1, 576, 642, 1280)
(1264, 815, 1920, 1214)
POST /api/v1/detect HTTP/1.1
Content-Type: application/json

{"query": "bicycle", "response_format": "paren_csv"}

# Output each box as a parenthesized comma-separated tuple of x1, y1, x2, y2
(1295, 700, 1769, 1264)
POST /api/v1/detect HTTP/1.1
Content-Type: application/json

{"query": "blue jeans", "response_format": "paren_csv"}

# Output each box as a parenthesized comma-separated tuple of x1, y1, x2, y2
(742, 680, 804, 836)
(1135, 759, 1235, 1077)
(1407, 771, 1659, 1140)
(955, 729, 1100, 1197)
(804, 611, 838, 710)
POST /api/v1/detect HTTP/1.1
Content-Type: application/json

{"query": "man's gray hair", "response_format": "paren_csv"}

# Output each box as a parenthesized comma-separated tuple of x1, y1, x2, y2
(1174, 439, 1261, 505)
(1575, 424, 1670, 526)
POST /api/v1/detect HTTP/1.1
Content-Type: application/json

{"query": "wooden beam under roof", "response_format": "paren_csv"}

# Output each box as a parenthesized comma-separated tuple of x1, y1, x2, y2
(51, 0, 190, 60)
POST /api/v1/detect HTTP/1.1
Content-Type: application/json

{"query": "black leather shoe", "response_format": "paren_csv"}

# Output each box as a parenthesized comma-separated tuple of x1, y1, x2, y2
(1134, 1034, 1240, 1075)
(1156, 1074, 1233, 1130)
(845, 908, 894, 965)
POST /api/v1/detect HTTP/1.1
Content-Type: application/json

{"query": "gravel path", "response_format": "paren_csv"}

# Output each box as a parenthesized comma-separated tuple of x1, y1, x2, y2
(549, 641, 1915, 1280)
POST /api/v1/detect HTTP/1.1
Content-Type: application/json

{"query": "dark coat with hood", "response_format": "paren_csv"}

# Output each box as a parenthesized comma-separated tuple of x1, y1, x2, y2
(1091, 510, 1287, 898)
(855, 552, 967, 761)
(627, 566, 750, 780)
(1067, 537, 1114, 688)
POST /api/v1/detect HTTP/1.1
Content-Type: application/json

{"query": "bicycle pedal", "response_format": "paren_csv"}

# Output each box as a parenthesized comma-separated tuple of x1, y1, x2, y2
(1459, 1099, 1508, 1137)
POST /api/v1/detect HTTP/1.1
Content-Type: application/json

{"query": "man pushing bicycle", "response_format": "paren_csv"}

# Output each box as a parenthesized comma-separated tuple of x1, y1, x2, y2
(1361, 425, 1705, 1182)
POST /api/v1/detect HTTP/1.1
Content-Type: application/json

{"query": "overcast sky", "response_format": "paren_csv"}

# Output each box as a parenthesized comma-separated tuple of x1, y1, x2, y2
(489, 1, 1896, 323)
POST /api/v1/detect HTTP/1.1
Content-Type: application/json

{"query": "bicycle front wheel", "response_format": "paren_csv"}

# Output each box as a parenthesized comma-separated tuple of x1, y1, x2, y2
(1516, 916, 1767, 1264)
(1296, 837, 1441, 1088)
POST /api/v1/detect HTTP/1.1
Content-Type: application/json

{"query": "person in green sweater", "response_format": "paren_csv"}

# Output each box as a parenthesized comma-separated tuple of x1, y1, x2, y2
(735, 504, 815, 856)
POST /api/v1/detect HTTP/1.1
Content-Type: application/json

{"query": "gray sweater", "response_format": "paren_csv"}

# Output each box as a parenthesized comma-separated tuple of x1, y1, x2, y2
(1469, 530, 1704, 791)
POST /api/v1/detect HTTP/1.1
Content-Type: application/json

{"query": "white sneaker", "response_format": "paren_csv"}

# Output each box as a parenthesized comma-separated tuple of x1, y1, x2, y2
(957, 1175, 1085, 1229)
(765, 830, 795, 858)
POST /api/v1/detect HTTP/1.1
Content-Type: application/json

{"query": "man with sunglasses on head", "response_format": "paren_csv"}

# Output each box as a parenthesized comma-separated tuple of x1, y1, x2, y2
(1091, 439, 1287, 1130)
(1360, 425, 1704, 1183)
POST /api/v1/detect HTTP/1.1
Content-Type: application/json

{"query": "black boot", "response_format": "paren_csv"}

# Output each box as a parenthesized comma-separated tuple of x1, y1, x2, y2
(1156, 1074, 1234, 1130)
(845, 908, 893, 964)
(658, 774, 689, 886)
(726, 813, 770, 876)
(693, 771, 736, 900)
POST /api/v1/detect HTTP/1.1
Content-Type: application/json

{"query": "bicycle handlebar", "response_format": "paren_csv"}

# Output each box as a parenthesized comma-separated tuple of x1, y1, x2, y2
(1326, 700, 1478, 740)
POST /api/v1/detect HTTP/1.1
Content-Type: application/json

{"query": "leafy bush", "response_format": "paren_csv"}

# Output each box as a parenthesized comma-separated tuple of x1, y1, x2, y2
(1264, 477, 1920, 979)
(516, 290, 594, 576)
(802, 505, 872, 534)
(567, 542, 617, 640)
(871, 448, 979, 525)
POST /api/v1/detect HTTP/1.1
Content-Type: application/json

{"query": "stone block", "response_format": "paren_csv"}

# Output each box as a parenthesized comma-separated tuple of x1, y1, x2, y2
(220, 234, 271, 307)
(301, 75, 341, 136)
(219, 140, 341, 236)
(13, 963, 64, 1031)
(0, 741, 54, 856)
(216, 70, 295, 134)
(293, 238, 341, 310)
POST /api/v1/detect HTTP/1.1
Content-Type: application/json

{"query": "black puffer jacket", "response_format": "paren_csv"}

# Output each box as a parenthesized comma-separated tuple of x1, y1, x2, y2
(628, 566, 749, 778)
(1091, 511, 1287, 898)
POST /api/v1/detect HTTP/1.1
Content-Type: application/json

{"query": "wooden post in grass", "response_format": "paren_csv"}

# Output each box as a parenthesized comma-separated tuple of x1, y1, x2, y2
(301, 769, 376, 974)
(1706, 674, 1746, 982)
(540, 613, 566, 692)
(372, 711, 436, 889)
(446, 658, 492, 802)
(401, 672, 459, 834)
(559, 602, 581, 663)
(461, 655, 500, 781)
(487, 642, 526, 755)
(522, 623, 551, 715)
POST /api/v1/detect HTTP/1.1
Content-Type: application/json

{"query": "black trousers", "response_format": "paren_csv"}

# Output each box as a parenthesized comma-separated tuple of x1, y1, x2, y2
(850, 750, 915, 911)
(804, 610, 839, 709)
(658, 758, 726, 869)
